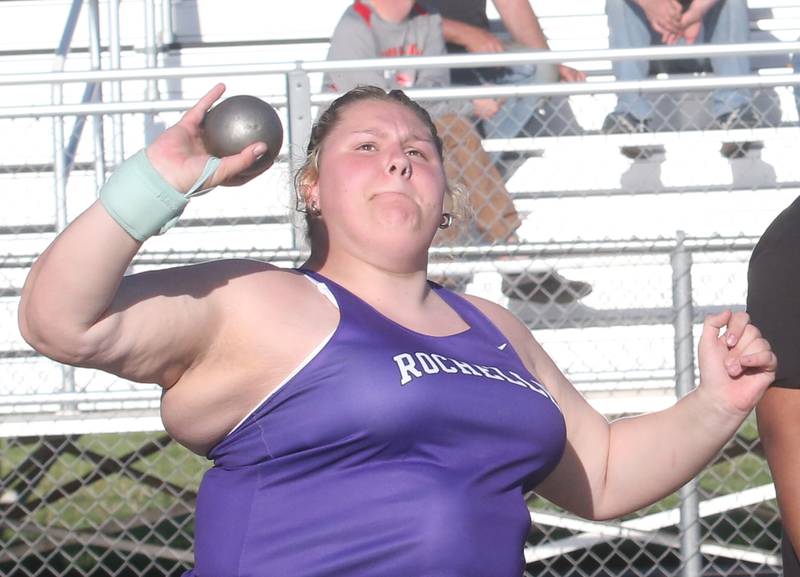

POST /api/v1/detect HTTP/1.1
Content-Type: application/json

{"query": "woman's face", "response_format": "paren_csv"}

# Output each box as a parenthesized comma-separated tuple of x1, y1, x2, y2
(308, 99, 447, 262)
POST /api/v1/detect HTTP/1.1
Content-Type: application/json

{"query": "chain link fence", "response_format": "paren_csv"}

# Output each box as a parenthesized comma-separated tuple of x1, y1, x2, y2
(3, 40, 800, 576)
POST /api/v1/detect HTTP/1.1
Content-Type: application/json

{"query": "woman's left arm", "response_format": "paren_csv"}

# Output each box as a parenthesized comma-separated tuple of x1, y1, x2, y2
(520, 309, 775, 520)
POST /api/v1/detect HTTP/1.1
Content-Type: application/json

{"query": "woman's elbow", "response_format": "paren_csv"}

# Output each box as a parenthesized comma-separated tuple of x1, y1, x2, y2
(18, 302, 99, 366)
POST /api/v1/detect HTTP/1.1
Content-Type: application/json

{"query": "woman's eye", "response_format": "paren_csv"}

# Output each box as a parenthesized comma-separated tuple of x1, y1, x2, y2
(357, 143, 376, 151)
(406, 149, 425, 158)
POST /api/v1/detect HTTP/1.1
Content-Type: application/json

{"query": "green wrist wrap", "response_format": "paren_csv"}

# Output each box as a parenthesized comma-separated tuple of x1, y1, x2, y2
(99, 150, 221, 242)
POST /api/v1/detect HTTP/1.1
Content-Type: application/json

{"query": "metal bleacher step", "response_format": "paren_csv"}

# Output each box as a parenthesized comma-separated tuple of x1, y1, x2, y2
(489, 123, 800, 200)
(484, 125, 800, 154)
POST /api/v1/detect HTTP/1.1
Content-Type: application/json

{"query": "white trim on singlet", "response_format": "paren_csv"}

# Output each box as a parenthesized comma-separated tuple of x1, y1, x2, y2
(224, 274, 339, 438)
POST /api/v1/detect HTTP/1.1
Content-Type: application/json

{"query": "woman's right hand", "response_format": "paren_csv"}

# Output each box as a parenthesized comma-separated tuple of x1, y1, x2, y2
(145, 83, 270, 193)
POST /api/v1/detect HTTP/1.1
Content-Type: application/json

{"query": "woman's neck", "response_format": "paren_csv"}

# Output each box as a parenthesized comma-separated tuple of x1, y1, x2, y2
(304, 249, 430, 308)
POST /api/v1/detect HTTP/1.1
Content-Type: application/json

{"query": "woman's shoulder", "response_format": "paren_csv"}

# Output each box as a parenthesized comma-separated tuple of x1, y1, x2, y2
(460, 292, 549, 356)
(203, 260, 320, 301)
(187, 261, 336, 367)
(461, 293, 530, 338)
(460, 292, 569, 405)
(164, 258, 299, 285)
(136, 259, 320, 311)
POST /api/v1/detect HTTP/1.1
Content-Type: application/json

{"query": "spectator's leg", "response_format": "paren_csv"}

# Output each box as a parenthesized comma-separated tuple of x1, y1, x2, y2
(704, 0, 751, 116)
(606, 0, 656, 120)
(481, 66, 540, 141)
(479, 65, 582, 181)
(478, 66, 543, 180)
(433, 114, 521, 246)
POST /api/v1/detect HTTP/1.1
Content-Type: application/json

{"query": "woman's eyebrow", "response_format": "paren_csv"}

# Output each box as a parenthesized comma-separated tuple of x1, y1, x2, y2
(407, 133, 436, 146)
(349, 128, 384, 137)
(350, 128, 431, 139)
(348, 128, 434, 147)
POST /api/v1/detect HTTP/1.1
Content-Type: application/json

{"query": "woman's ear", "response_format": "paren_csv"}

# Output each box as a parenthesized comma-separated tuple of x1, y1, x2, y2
(302, 175, 322, 215)
(296, 165, 320, 211)
(305, 180, 320, 210)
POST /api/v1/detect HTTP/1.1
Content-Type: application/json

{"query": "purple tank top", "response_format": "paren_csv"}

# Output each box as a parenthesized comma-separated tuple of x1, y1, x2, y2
(184, 271, 566, 577)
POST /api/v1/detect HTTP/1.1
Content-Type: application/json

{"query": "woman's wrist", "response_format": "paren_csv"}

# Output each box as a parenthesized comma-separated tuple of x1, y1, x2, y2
(99, 149, 190, 242)
(99, 150, 220, 242)
(690, 385, 751, 431)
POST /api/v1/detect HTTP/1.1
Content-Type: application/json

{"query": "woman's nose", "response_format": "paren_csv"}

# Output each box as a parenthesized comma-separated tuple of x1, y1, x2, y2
(386, 152, 412, 178)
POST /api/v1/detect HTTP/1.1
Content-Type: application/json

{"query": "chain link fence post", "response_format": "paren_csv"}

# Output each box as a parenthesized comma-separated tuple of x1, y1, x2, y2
(143, 0, 159, 143)
(87, 0, 106, 189)
(672, 230, 703, 577)
(50, 1, 83, 405)
(108, 0, 124, 166)
(286, 67, 312, 251)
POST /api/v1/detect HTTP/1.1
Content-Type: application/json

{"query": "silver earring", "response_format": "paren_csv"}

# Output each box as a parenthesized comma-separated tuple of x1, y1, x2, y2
(439, 213, 453, 229)
(309, 200, 321, 217)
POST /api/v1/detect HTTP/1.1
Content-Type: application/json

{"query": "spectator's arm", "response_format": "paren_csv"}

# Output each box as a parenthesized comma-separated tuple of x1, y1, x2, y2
(682, 0, 721, 24)
(493, 0, 586, 81)
(757, 387, 800, 556)
(633, 0, 683, 36)
(670, 0, 721, 43)
(493, 0, 549, 50)
(440, 17, 504, 53)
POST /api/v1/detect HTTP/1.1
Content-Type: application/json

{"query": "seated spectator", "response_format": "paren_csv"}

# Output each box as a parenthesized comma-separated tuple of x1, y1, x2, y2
(325, 0, 519, 252)
(603, 0, 760, 159)
(421, 0, 586, 179)
(324, 0, 591, 303)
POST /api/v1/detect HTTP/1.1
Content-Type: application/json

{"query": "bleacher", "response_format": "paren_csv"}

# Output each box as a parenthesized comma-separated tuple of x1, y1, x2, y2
(3, 0, 800, 428)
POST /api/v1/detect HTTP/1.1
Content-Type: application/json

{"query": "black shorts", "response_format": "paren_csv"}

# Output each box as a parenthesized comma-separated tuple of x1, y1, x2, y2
(785, 533, 800, 577)
(747, 196, 800, 389)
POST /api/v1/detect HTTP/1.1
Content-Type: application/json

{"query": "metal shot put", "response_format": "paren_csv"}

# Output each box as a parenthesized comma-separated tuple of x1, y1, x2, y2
(202, 95, 283, 175)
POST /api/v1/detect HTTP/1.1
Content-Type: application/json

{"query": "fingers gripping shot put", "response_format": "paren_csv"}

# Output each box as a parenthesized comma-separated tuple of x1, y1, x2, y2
(82, 86, 280, 241)
(18, 83, 777, 577)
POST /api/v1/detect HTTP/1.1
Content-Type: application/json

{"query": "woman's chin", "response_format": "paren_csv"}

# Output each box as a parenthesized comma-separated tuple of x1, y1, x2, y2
(368, 199, 440, 243)
(372, 205, 419, 230)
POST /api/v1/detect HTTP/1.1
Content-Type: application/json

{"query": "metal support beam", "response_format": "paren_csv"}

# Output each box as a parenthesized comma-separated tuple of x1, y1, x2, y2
(286, 67, 312, 250)
(672, 231, 702, 577)
(109, 0, 124, 167)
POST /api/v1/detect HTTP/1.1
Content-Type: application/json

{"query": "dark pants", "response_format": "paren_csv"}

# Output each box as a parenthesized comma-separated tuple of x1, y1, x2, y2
(785, 533, 800, 577)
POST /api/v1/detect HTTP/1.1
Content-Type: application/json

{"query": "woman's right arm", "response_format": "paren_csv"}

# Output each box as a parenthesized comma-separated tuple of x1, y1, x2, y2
(18, 84, 269, 387)
(20, 201, 159, 373)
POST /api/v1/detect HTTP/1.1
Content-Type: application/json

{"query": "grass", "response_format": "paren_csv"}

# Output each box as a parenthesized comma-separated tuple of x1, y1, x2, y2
(0, 432, 207, 574)
(0, 416, 781, 573)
